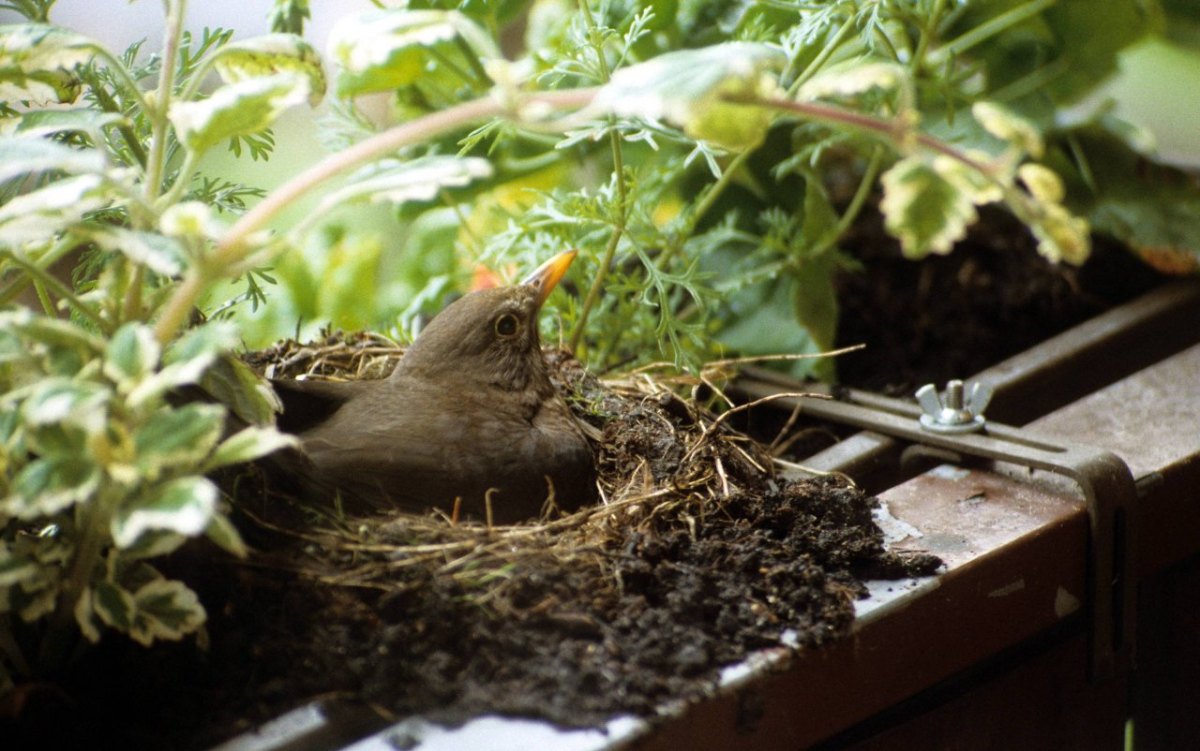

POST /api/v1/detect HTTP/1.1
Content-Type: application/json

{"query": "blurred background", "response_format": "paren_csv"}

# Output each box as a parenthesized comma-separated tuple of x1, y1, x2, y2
(3, 1, 1198, 354)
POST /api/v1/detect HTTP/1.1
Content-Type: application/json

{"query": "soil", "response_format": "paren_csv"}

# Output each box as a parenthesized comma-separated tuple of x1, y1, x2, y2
(5, 346, 939, 751)
(834, 206, 1163, 393)
(3, 211, 1163, 750)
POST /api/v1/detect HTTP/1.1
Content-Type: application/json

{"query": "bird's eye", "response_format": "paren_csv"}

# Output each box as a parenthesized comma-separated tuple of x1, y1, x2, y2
(494, 313, 519, 337)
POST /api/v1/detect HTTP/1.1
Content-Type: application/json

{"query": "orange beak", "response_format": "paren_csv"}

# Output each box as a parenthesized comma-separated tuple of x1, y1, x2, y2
(521, 249, 577, 308)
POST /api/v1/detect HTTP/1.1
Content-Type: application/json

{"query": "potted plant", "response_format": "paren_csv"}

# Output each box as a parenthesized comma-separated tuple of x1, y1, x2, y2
(1, 0, 1195, 747)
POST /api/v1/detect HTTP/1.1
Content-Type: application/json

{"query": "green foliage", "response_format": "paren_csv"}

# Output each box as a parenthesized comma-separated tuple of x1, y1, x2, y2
(1, 0, 1191, 691)
(0, 2, 311, 683)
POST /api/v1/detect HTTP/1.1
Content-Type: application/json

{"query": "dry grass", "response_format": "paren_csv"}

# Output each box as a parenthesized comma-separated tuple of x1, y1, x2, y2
(241, 331, 850, 607)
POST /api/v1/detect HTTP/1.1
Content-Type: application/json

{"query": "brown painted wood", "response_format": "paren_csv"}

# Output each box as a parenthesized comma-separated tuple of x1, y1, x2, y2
(630, 467, 1091, 751)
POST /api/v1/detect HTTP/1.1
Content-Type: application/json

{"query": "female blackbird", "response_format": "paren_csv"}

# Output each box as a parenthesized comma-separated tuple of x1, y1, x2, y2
(273, 251, 597, 523)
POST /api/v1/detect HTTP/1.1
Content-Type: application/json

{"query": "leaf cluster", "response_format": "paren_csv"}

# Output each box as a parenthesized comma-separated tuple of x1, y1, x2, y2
(0, 0, 1193, 691)
(0, 1, 315, 683)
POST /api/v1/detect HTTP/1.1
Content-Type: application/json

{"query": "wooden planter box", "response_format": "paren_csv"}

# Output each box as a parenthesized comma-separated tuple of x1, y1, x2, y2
(216, 280, 1200, 751)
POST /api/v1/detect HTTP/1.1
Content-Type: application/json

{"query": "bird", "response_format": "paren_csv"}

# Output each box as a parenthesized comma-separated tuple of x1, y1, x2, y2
(270, 250, 597, 524)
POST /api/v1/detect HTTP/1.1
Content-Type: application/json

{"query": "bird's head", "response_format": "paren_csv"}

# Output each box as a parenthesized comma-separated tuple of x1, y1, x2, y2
(395, 250, 577, 392)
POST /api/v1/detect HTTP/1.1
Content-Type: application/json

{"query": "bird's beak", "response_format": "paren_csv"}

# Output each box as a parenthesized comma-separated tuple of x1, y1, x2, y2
(521, 249, 577, 308)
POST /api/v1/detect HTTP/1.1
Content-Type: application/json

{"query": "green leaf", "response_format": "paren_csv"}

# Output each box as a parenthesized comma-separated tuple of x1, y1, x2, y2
(85, 227, 187, 277)
(20, 377, 110, 432)
(0, 308, 104, 352)
(328, 9, 499, 98)
(269, 0, 311, 35)
(594, 42, 786, 149)
(0, 136, 106, 182)
(0, 173, 112, 246)
(91, 580, 136, 632)
(205, 511, 248, 559)
(104, 323, 161, 386)
(880, 155, 979, 258)
(121, 530, 187, 561)
(128, 578, 206, 646)
(1029, 203, 1090, 264)
(0, 23, 99, 104)
(111, 476, 218, 549)
(314, 156, 493, 214)
(133, 403, 225, 472)
(198, 353, 281, 427)
(214, 33, 326, 105)
(797, 59, 910, 102)
(205, 425, 298, 471)
(973, 101, 1044, 158)
(0, 544, 37, 587)
(169, 71, 316, 155)
(5, 456, 100, 519)
(13, 108, 129, 139)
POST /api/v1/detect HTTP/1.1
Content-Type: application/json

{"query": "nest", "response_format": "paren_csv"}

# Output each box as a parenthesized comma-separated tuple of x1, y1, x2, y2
(229, 331, 937, 727)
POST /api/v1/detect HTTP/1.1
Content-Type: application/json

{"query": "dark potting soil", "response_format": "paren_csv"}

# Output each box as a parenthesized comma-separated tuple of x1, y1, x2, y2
(4, 350, 939, 751)
(834, 206, 1163, 393)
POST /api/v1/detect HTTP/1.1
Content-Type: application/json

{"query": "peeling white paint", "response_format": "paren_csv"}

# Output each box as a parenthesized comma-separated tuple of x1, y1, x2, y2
(988, 579, 1026, 598)
(929, 464, 971, 480)
(1055, 587, 1082, 618)
(873, 502, 924, 543)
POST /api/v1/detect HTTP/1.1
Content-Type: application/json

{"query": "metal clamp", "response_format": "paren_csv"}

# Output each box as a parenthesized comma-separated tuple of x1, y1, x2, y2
(779, 384, 1136, 681)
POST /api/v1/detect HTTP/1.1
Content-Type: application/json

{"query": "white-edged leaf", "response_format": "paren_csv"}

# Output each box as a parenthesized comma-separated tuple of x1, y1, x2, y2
(123, 530, 187, 560)
(163, 320, 239, 366)
(0, 23, 99, 104)
(1018, 162, 1065, 204)
(4, 456, 101, 519)
(104, 323, 161, 385)
(0, 545, 37, 587)
(880, 154, 978, 258)
(328, 9, 499, 97)
(0, 173, 112, 246)
(86, 226, 186, 276)
(593, 42, 786, 149)
(0, 307, 104, 352)
(74, 586, 101, 642)
(13, 109, 129, 139)
(205, 425, 298, 471)
(169, 71, 315, 155)
(126, 356, 213, 409)
(973, 101, 1044, 159)
(133, 403, 226, 471)
(200, 354, 282, 427)
(91, 580, 136, 632)
(1031, 204, 1091, 264)
(0, 137, 106, 182)
(315, 156, 493, 215)
(111, 476, 218, 549)
(797, 60, 908, 101)
(214, 33, 326, 105)
(20, 377, 110, 431)
(129, 578, 206, 645)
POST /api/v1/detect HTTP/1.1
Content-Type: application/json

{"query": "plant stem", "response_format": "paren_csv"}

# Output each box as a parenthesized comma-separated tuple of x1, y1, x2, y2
(38, 489, 110, 671)
(814, 145, 885, 257)
(912, 0, 947, 72)
(786, 12, 859, 95)
(143, 0, 188, 206)
(740, 94, 993, 176)
(932, 0, 1055, 61)
(0, 236, 76, 306)
(6, 254, 107, 330)
(90, 45, 152, 115)
(569, 0, 629, 354)
(152, 87, 599, 345)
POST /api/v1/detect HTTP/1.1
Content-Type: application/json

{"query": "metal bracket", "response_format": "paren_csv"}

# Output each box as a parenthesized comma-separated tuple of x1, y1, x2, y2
(781, 386, 1136, 681)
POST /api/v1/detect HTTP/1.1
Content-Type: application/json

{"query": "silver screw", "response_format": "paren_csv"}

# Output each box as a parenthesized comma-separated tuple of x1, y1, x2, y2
(915, 379, 992, 433)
